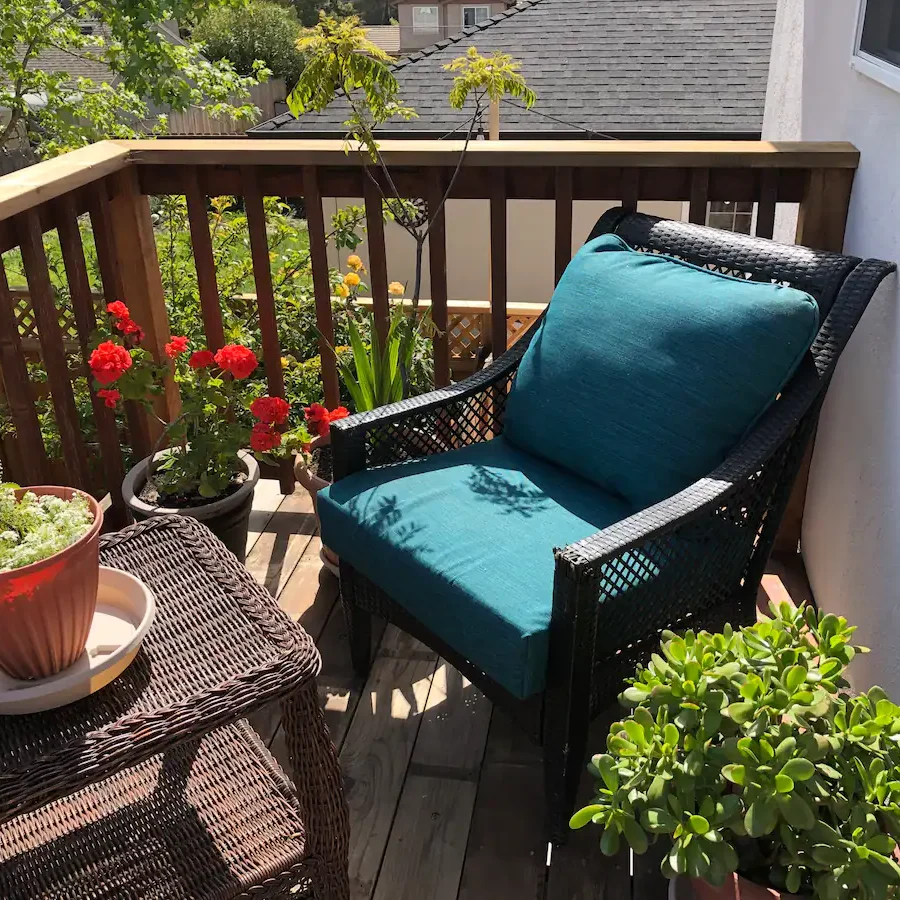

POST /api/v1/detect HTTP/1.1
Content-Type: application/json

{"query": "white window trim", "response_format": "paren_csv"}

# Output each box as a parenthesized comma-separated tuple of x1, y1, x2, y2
(852, 0, 900, 94)
(463, 5, 491, 26)
(412, 5, 440, 32)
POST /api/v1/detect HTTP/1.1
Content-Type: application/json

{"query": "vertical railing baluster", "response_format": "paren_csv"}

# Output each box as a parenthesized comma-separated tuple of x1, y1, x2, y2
(0, 260, 49, 484)
(427, 169, 450, 388)
(489, 173, 508, 360)
(241, 166, 293, 493)
(363, 175, 390, 345)
(554, 167, 574, 285)
(18, 208, 91, 489)
(184, 167, 226, 352)
(621, 168, 640, 212)
(302, 165, 340, 409)
(689, 168, 710, 225)
(56, 195, 127, 521)
(755, 169, 778, 240)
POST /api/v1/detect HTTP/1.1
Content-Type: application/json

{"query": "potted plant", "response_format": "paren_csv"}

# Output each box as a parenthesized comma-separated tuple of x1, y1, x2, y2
(0, 484, 102, 680)
(91, 302, 304, 562)
(571, 602, 900, 900)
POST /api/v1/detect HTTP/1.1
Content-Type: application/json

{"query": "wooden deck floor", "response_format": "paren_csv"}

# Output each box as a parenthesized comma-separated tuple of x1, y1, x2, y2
(243, 483, 812, 900)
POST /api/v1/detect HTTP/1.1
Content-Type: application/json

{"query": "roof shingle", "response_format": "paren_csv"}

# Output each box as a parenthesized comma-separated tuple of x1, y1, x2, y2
(251, 0, 777, 139)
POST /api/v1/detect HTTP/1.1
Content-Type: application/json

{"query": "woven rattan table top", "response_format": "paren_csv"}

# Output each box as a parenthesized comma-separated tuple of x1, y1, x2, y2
(0, 514, 323, 824)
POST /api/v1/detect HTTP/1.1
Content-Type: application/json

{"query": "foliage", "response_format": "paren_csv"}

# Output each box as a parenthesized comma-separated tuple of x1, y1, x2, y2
(194, 1, 306, 85)
(444, 47, 537, 111)
(87, 304, 304, 500)
(0, 487, 94, 571)
(570, 603, 900, 899)
(288, 0, 355, 28)
(0, 0, 268, 156)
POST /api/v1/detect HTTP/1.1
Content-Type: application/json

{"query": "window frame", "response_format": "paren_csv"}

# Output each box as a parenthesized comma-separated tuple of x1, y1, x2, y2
(853, 0, 900, 94)
(411, 5, 440, 33)
(462, 5, 491, 27)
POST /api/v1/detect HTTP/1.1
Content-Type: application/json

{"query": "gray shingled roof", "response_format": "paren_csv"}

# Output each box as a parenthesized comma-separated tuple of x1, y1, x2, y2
(251, 0, 777, 139)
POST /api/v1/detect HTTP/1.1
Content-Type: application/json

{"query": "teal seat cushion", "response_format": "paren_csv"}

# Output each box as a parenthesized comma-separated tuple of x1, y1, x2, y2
(504, 234, 819, 508)
(318, 438, 633, 699)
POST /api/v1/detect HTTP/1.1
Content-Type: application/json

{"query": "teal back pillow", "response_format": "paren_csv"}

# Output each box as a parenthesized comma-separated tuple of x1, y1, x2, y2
(503, 234, 819, 509)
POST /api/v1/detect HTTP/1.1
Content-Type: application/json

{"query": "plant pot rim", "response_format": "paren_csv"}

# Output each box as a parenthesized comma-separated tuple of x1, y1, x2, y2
(122, 449, 259, 519)
(691, 873, 809, 899)
(2, 486, 103, 580)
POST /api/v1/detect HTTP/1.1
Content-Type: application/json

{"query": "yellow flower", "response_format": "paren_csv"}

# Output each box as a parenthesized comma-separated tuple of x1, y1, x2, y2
(281, 356, 292, 369)
(336, 283, 350, 298)
(347, 254, 364, 271)
(388, 281, 405, 296)
(344, 272, 361, 288)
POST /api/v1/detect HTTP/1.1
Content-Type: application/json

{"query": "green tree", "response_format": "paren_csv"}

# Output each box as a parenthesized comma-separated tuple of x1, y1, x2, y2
(194, 1, 306, 85)
(0, 0, 268, 157)
(287, 0, 355, 28)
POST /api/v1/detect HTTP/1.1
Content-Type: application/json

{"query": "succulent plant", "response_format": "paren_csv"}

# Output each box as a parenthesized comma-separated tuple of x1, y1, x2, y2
(572, 602, 900, 899)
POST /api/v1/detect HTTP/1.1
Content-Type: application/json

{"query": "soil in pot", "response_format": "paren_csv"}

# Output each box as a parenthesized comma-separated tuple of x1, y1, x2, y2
(0, 487, 103, 680)
(124, 451, 259, 563)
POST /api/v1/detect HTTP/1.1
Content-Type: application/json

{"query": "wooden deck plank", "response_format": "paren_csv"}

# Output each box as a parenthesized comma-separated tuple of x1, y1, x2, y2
(246, 479, 286, 557)
(457, 711, 547, 900)
(341, 650, 439, 900)
(371, 776, 478, 900)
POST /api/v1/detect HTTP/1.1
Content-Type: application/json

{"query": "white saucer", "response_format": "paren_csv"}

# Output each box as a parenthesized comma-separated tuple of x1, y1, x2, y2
(0, 566, 156, 715)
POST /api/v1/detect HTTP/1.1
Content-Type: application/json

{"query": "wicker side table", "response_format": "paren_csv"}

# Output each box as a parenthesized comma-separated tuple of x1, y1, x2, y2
(0, 515, 349, 900)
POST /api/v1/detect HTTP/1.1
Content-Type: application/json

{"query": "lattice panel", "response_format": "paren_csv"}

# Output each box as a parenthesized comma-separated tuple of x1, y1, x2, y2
(12, 291, 80, 341)
(507, 315, 539, 347)
(448, 313, 484, 359)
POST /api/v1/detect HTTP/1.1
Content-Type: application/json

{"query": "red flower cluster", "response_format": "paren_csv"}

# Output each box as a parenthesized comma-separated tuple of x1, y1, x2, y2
(250, 396, 290, 425)
(214, 344, 258, 379)
(250, 422, 282, 452)
(165, 336, 189, 359)
(97, 388, 121, 409)
(107, 301, 144, 343)
(304, 403, 349, 437)
(89, 341, 133, 385)
(189, 349, 216, 370)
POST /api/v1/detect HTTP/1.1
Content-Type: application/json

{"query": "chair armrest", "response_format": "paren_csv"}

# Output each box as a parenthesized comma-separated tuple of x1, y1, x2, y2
(329, 330, 534, 479)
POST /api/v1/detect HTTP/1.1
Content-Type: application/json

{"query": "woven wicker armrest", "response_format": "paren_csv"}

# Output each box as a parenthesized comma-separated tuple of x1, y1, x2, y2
(330, 332, 534, 479)
(0, 515, 322, 825)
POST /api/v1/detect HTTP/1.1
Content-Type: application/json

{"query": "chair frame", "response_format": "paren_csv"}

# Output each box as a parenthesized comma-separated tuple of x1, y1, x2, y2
(329, 208, 896, 842)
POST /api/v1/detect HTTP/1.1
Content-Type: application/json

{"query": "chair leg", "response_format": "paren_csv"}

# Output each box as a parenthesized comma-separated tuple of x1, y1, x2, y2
(543, 695, 591, 845)
(342, 600, 373, 677)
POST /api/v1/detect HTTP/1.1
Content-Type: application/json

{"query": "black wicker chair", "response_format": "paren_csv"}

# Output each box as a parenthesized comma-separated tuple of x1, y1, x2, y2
(328, 208, 896, 842)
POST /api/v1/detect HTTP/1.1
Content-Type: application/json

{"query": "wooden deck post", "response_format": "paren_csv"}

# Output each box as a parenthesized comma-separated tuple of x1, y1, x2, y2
(775, 167, 855, 556)
(106, 168, 180, 441)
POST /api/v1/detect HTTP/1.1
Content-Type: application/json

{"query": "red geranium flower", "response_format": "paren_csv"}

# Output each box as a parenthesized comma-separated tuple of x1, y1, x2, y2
(115, 317, 144, 342)
(97, 388, 121, 409)
(329, 406, 349, 424)
(106, 301, 130, 320)
(215, 344, 258, 379)
(165, 336, 189, 359)
(189, 349, 216, 369)
(250, 396, 291, 425)
(304, 403, 349, 437)
(250, 422, 282, 452)
(89, 341, 133, 385)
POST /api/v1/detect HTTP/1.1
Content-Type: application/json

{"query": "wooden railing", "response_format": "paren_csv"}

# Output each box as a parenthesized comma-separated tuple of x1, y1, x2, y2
(0, 138, 859, 527)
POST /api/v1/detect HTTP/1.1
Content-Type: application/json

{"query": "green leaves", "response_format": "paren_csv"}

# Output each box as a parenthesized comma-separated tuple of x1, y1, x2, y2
(443, 46, 537, 110)
(780, 758, 815, 782)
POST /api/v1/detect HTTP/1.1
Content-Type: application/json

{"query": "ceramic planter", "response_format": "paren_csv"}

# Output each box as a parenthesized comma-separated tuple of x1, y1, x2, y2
(692, 874, 806, 900)
(293, 433, 339, 576)
(0, 486, 103, 680)
(122, 450, 259, 562)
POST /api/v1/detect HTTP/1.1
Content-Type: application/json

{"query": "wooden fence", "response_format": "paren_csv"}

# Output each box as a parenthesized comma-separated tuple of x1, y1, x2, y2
(0, 138, 859, 531)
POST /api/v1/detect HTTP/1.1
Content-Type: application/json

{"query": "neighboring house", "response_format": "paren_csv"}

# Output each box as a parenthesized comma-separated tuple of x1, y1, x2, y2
(364, 25, 402, 55)
(397, 0, 515, 52)
(761, 0, 900, 699)
(251, 0, 777, 304)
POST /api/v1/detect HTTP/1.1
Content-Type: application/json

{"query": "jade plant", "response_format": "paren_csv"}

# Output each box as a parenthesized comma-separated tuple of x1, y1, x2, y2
(571, 603, 900, 899)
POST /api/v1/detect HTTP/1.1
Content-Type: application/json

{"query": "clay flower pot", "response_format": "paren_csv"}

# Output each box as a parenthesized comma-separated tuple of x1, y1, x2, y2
(0, 487, 103, 680)
(692, 875, 806, 900)
(294, 433, 339, 575)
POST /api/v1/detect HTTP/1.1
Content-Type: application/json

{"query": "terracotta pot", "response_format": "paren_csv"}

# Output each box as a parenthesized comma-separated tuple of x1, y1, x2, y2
(692, 874, 806, 900)
(122, 450, 259, 563)
(0, 486, 103, 680)
(294, 434, 339, 575)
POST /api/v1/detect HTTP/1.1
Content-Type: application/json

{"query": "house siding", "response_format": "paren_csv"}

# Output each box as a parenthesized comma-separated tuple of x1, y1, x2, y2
(398, 1, 510, 52)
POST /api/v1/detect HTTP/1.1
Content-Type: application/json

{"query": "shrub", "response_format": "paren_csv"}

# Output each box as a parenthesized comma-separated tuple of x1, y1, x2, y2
(572, 603, 900, 899)
(194, 1, 305, 86)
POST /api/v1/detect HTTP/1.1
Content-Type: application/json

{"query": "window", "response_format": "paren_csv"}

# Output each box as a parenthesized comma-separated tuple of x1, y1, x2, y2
(707, 201, 753, 235)
(412, 6, 439, 32)
(463, 5, 491, 27)
(854, 0, 900, 91)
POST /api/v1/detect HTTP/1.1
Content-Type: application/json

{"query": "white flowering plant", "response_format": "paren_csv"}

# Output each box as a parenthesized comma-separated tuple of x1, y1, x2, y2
(0, 486, 95, 572)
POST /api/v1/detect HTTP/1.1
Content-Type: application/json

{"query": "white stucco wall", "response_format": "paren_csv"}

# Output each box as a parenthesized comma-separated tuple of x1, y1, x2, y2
(765, 0, 900, 694)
